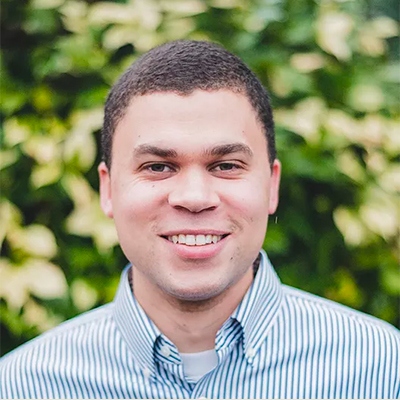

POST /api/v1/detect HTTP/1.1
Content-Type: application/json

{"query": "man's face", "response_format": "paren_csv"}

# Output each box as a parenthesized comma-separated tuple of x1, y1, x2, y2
(99, 89, 280, 302)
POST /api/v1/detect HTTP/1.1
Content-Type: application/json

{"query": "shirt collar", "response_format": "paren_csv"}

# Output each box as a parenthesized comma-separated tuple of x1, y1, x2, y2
(112, 266, 161, 377)
(231, 249, 283, 361)
(112, 249, 283, 374)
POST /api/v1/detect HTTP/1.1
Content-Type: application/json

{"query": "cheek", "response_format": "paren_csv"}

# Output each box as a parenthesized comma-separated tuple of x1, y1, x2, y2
(221, 180, 270, 225)
(112, 182, 165, 227)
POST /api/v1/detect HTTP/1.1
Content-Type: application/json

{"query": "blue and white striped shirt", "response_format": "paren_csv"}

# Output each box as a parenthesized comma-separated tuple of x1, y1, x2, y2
(1, 251, 399, 399)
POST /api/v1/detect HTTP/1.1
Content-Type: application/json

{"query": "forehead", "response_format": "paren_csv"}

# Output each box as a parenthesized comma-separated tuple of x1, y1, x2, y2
(114, 89, 267, 154)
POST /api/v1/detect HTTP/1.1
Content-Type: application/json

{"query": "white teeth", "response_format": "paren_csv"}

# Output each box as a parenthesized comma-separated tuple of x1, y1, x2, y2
(167, 234, 225, 246)
(186, 235, 196, 246)
(196, 235, 206, 245)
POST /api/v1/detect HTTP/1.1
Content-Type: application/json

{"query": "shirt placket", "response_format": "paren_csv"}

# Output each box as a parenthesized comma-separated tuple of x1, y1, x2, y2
(187, 320, 242, 397)
(154, 336, 192, 395)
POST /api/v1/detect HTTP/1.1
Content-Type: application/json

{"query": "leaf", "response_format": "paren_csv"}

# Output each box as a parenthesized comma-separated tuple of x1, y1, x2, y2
(61, 173, 95, 207)
(59, 0, 88, 34)
(378, 165, 400, 193)
(3, 118, 30, 147)
(0, 91, 27, 115)
(8, 225, 58, 259)
(358, 28, 385, 57)
(22, 136, 61, 165)
(263, 224, 289, 255)
(210, 0, 244, 9)
(383, 120, 400, 156)
(290, 53, 325, 73)
(347, 84, 384, 112)
(316, 12, 354, 61)
(275, 97, 326, 144)
(0, 260, 29, 311)
(0, 201, 22, 250)
(333, 207, 370, 247)
(65, 198, 119, 251)
(324, 109, 358, 144)
(359, 189, 398, 239)
(371, 16, 399, 39)
(0, 149, 19, 170)
(379, 63, 400, 83)
(32, 0, 64, 10)
(71, 279, 98, 311)
(23, 8, 59, 35)
(24, 259, 68, 299)
(336, 150, 366, 183)
(54, 35, 107, 72)
(325, 268, 364, 308)
(102, 26, 138, 51)
(63, 130, 97, 171)
(32, 86, 54, 112)
(88, 2, 141, 26)
(160, 0, 207, 16)
(31, 162, 63, 189)
(381, 265, 400, 296)
(63, 108, 103, 171)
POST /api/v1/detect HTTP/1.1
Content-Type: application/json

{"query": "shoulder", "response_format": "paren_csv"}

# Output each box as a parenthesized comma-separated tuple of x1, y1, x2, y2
(0, 303, 115, 398)
(282, 284, 400, 343)
(275, 285, 400, 398)
(2, 303, 114, 361)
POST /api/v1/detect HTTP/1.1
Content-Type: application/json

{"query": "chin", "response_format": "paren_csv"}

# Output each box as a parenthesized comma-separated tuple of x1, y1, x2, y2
(165, 282, 226, 303)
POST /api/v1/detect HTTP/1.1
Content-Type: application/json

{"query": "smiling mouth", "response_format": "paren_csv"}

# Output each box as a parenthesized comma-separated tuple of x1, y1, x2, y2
(161, 234, 230, 246)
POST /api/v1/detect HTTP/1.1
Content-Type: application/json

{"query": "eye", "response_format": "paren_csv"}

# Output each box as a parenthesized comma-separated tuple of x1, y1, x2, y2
(212, 162, 241, 171)
(145, 163, 174, 173)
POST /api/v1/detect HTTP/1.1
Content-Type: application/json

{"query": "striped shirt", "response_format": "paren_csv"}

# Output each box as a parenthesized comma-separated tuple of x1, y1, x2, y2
(1, 250, 399, 399)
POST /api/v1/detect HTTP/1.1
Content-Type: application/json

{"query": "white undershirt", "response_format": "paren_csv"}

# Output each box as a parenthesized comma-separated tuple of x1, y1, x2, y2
(180, 349, 218, 382)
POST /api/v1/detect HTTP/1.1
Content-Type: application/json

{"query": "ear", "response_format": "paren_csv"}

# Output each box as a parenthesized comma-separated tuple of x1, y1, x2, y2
(98, 161, 114, 218)
(268, 159, 281, 215)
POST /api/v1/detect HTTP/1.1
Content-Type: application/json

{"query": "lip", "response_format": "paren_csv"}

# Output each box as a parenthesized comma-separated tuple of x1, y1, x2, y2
(159, 229, 230, 236)
(161, 234, 230, 260)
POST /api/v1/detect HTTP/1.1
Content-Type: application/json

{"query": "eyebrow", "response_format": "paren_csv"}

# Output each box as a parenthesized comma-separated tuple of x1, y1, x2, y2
(133, 142, 253, 159)
(133, 144, 178, 158)
(205, 143, 253, 158)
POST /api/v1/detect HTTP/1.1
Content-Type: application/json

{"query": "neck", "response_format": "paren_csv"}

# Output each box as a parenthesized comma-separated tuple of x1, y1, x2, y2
(131, 267, 254, 353)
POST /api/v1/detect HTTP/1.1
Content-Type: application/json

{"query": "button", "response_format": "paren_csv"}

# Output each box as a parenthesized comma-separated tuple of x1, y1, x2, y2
(143, 367, 151, 379)
(246, 347, 256, 358)
(160, 345, 171, 358)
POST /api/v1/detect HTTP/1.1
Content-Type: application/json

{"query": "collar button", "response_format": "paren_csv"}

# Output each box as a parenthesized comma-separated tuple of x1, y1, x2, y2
(143, 367, 151, 379)
(160, 345, 171, 358)
(246, 347, 256, 358)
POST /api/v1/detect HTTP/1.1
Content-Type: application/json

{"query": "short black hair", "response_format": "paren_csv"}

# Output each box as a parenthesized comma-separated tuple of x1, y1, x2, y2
(102, 40, 276, 169)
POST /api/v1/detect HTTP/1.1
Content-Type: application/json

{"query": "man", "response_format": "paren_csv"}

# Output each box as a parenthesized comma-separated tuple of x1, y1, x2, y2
(0, 40, 399, 399)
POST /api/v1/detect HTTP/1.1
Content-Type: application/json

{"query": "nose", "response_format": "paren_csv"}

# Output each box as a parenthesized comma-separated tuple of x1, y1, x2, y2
(168, 168, 220, 213)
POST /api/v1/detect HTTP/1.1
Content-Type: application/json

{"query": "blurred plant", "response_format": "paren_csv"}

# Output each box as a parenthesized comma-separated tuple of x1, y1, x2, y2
(1, 0, 399, 355)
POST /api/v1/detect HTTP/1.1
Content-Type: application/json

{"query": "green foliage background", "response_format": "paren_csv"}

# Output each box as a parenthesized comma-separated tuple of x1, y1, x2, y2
(1, 0, 399, 356)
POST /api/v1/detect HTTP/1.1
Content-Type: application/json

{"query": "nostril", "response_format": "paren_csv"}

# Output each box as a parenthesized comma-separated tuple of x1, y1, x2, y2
(172, 205, 218, 213)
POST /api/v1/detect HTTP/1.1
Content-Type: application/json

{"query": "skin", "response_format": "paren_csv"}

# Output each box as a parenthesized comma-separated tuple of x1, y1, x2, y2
(99, 89, 281, 352)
